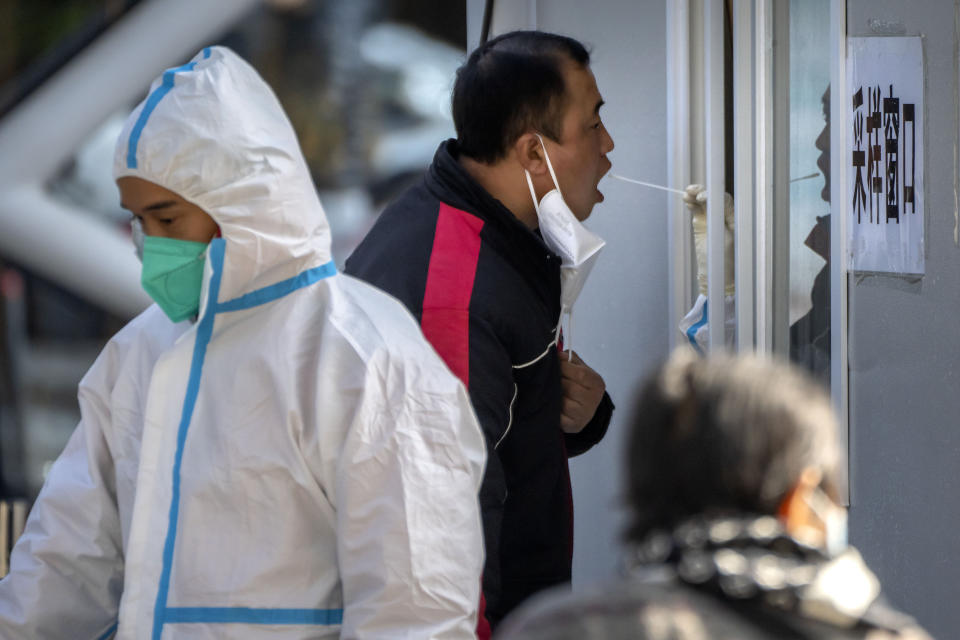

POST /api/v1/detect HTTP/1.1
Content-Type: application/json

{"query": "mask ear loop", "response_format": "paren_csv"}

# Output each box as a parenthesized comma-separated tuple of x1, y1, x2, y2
(524, 170, 541, 214)
(528, 168, 570, 356)
(530, 134, 575, 360)
(131, 217, 144, 262)
(534, 133, 563, 197)
(551, 309, 564, 347)
(551, 311, 574, 361)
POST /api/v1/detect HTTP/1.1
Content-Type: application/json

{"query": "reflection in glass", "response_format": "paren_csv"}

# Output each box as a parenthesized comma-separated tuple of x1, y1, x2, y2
(788, 0, 831, 384)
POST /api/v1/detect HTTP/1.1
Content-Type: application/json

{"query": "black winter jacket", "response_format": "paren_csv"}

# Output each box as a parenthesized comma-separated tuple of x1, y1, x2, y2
(345, 140, 613, 627)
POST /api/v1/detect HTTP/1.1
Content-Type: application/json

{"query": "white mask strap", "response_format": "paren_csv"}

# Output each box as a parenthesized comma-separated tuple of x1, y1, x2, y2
(524, 169, 541, 214)
(131, 217, 144, 262)
(553, 310, 573, 361)
(534, 133, 563, 198)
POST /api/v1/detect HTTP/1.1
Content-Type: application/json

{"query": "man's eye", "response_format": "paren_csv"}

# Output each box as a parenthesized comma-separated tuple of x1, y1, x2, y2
(592, 121, 602, 129)
(159, 218, 174, 225)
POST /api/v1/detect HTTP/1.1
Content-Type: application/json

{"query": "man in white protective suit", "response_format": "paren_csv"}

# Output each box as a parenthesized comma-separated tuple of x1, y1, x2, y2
(0, 46, 487, 639)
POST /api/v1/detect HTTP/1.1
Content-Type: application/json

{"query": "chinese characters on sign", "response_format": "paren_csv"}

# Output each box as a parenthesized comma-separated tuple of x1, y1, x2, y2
(847, 37, 924, 274)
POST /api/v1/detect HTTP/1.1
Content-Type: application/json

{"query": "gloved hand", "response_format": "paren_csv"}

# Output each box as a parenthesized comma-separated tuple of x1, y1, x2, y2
(683, 184, 735, 297)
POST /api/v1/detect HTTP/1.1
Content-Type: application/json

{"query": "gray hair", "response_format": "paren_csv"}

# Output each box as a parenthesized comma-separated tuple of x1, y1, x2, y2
(625, 348, 841, 542)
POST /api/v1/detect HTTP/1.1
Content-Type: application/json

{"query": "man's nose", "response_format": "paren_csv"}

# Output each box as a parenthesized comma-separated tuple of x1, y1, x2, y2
(602, 124, 615, 153)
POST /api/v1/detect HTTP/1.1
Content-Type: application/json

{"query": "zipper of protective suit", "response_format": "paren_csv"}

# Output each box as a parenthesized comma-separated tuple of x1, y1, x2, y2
(150, 239, 338, 639)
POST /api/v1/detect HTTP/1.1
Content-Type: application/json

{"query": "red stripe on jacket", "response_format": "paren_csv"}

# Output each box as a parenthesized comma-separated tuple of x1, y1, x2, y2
(421, 203, 489, 638)
(421, 203, 484, 386)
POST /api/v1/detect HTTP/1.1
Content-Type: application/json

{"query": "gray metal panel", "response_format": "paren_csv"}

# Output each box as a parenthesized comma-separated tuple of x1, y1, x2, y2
(846, 1, 960, 637)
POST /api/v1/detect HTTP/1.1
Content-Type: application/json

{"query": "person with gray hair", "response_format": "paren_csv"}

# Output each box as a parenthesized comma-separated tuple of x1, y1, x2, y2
(497, 348, 931, 640)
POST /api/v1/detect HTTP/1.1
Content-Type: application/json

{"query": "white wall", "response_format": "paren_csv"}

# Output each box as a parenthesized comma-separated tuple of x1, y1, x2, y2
(466, 0, 672, 586)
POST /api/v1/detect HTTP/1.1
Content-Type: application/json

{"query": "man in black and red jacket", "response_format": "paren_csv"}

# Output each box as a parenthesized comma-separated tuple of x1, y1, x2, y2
(345, 30, 616, 635)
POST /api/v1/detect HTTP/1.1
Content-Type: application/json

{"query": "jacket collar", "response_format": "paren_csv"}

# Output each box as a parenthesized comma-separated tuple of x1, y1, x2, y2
(631, 514, 896, 631)
(426, 140, 561, 311)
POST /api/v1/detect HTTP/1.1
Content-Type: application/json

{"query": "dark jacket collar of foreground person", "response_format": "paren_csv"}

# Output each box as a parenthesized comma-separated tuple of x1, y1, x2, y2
(345, 138, 614, 629)
(496, 513, 931, 639)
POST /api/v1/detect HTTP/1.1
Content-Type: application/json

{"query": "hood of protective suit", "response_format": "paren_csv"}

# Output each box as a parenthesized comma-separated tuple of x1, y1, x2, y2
(113, 46, 331, 303)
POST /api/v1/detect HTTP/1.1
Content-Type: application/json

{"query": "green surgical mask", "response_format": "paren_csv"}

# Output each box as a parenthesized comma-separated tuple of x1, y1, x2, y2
(141, 236, 209, 322)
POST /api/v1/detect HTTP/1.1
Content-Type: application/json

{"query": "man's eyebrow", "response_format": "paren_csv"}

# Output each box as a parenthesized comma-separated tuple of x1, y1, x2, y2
(595, 99, 605, 115)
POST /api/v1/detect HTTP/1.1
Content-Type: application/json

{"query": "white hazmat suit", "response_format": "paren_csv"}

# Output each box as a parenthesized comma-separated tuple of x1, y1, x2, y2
(0, 46, 486, 639)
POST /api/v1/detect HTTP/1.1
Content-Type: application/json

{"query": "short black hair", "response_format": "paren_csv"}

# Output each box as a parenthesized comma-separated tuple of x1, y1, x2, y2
(452, 30, 590, 164)
(625, 349, 841, 543)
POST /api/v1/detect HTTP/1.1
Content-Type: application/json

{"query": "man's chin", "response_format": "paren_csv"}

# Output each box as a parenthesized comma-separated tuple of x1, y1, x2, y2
(575, 207, 593, 222)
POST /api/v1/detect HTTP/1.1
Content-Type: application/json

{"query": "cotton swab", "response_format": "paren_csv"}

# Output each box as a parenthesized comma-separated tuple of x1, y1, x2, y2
(608, 174, 687, 196)
(609, 171, 820, 194)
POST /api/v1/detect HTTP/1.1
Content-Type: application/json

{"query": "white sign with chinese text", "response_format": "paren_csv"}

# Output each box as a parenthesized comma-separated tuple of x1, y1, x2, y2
(847, 37, 924, 275)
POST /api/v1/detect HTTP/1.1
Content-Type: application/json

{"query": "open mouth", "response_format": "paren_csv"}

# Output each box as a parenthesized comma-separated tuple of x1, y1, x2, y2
(596, 161, 612, 201)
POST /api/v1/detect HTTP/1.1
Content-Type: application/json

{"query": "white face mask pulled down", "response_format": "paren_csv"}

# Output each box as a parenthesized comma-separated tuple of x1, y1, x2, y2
(524, 134, 606, 358)
(804, 485, 849, 558)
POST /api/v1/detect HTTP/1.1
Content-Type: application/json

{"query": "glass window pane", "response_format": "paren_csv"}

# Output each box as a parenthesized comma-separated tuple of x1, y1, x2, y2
(788, 0, 831, 385)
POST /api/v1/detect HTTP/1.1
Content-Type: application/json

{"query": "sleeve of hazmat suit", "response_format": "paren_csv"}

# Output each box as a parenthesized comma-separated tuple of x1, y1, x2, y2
(680, 184, 737, 353)
(679, 293, 737, 353)
(0, 350, 125, 639)
(334, 320, 487, 639)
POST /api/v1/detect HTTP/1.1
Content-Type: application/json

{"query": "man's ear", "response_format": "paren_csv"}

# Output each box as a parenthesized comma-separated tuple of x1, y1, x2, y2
(513, 132, 548, 175)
